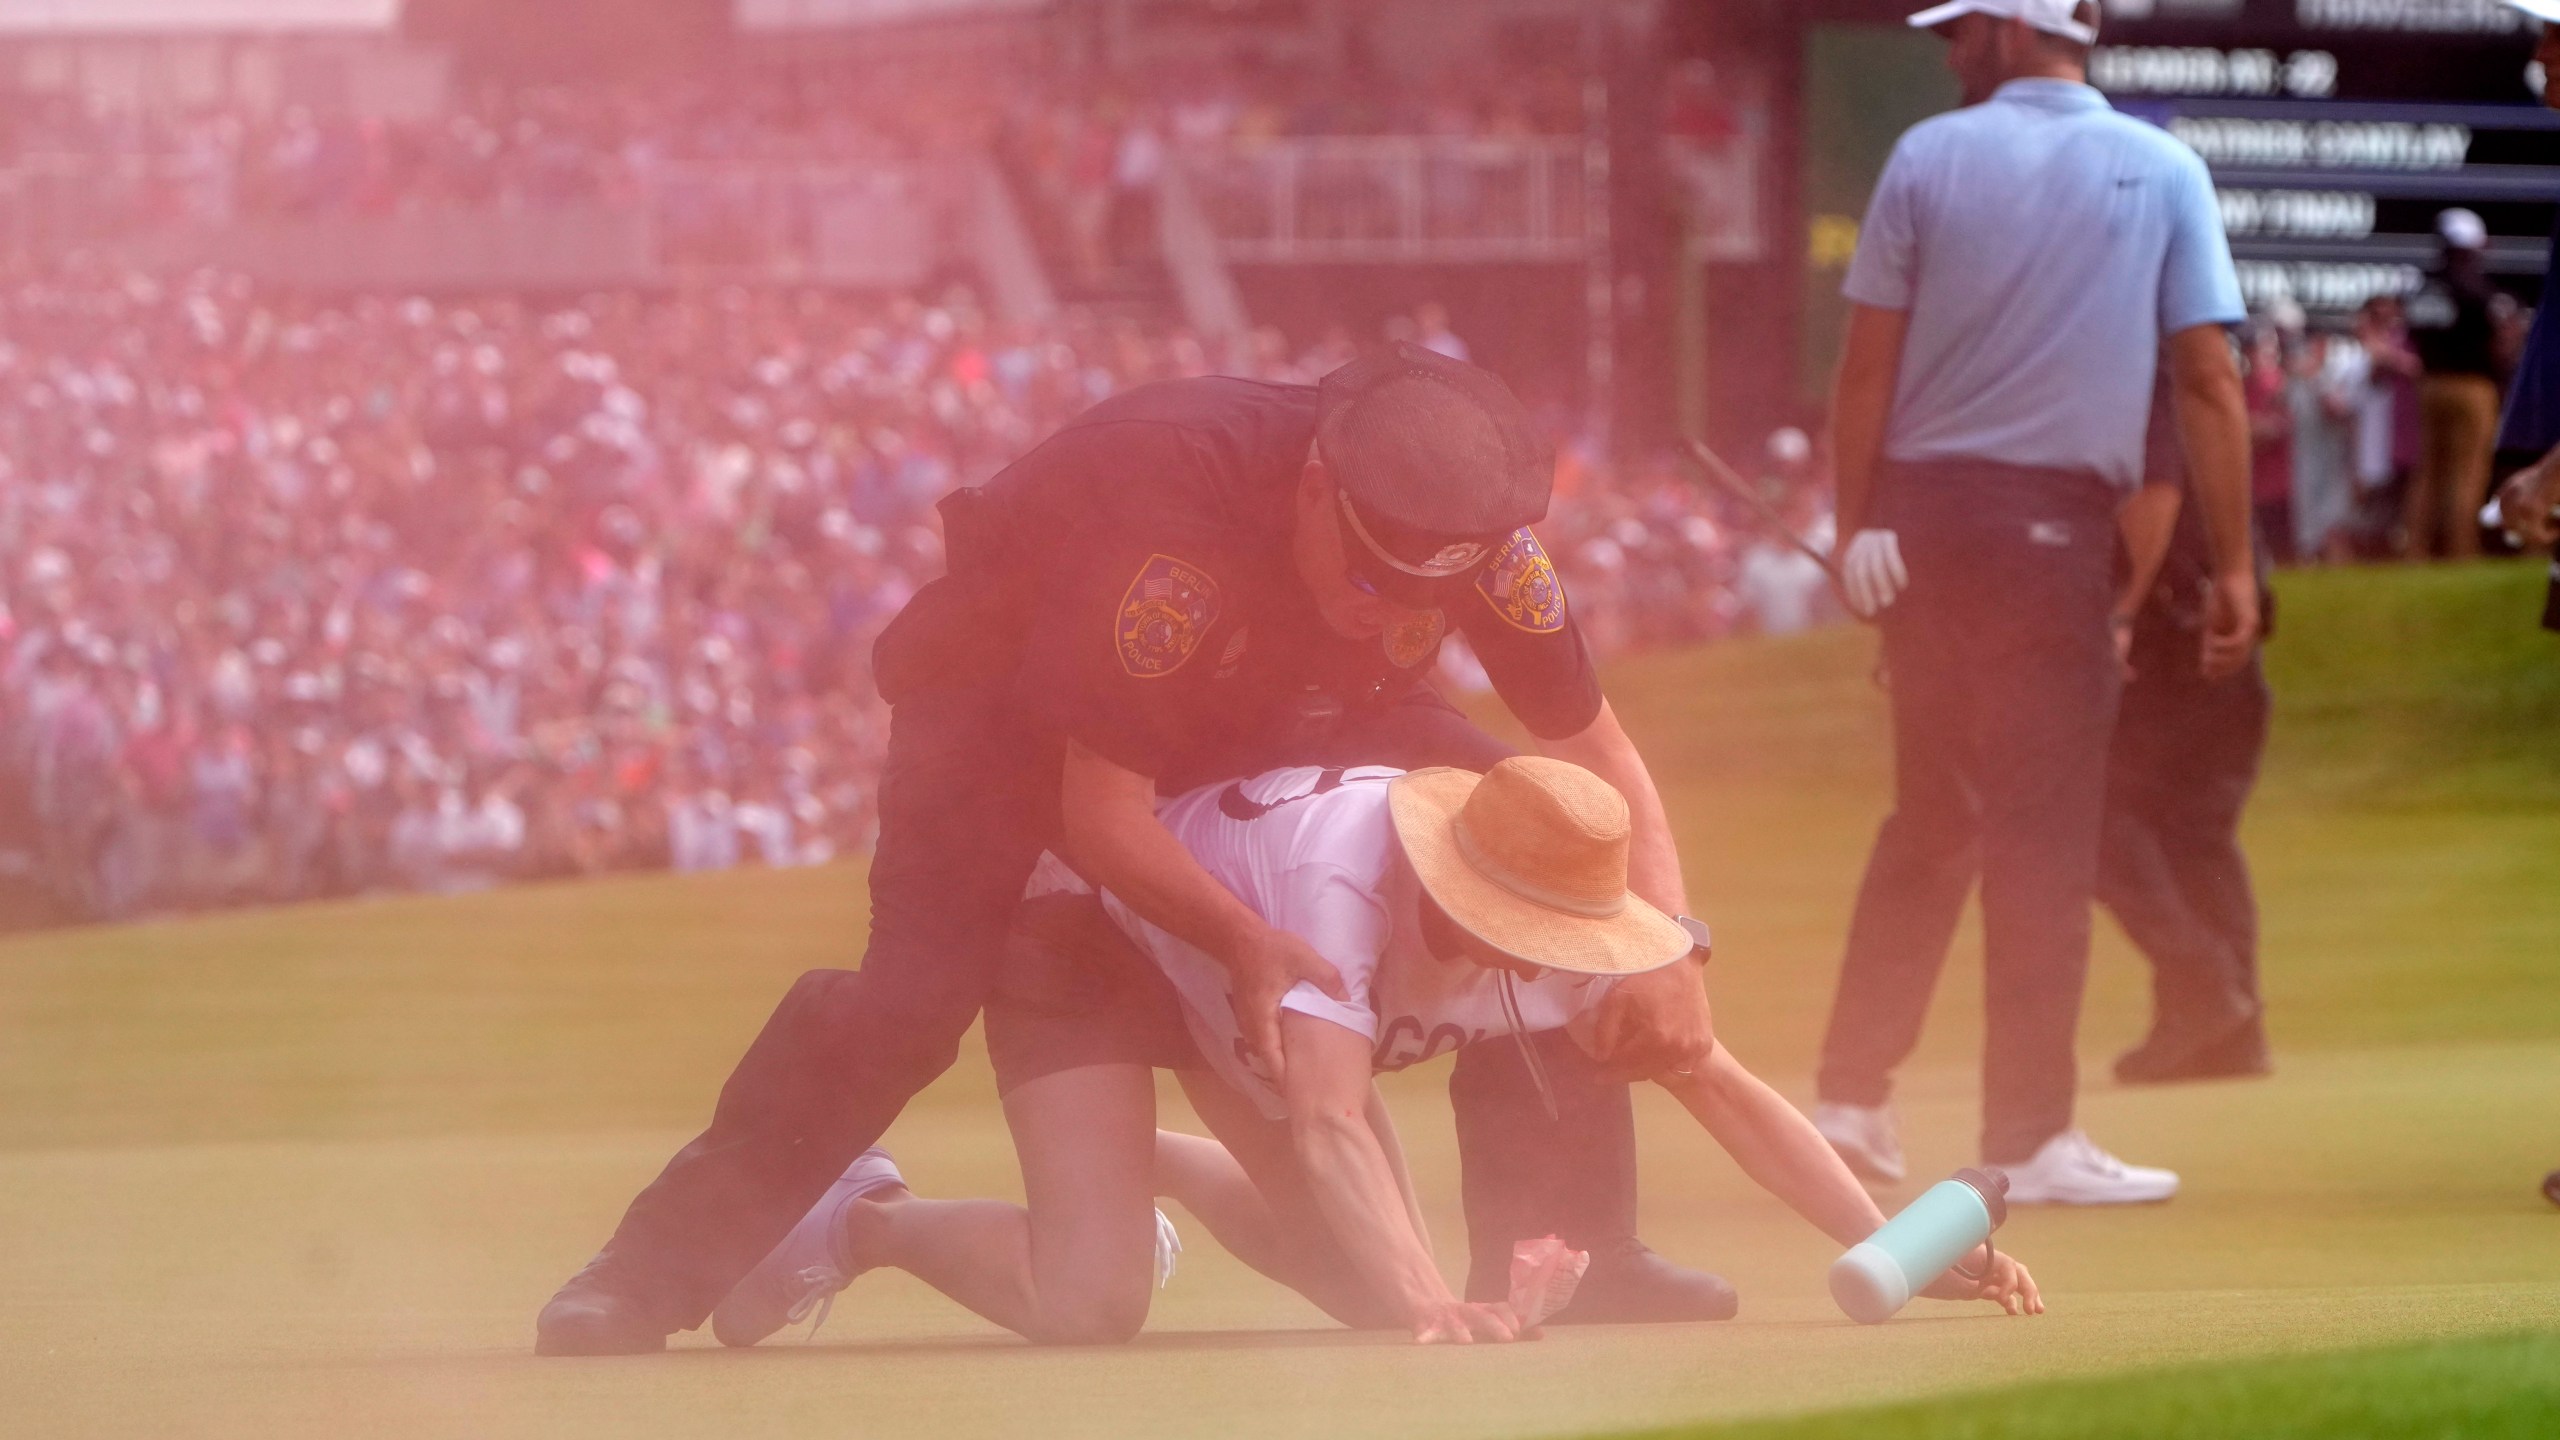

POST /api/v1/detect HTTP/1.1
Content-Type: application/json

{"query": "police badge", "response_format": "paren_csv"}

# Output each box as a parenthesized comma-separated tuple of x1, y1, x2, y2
(1475, 528, 1566, 634)
(1382, 608, 1446, 669)
(1116, 554, 1222, 678)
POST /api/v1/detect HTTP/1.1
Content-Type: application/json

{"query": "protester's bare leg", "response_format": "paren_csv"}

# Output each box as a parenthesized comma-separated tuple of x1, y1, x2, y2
(1173, 1070, 1401, 1328)
(1153, 1126, 1294, 1278)
(842, 1064, 1159, 1345)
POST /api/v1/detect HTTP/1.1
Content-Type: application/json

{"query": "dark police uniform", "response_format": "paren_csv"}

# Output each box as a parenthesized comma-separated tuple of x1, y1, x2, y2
(2096, 381, 2272, 1084)
(549, 373, 1656, 1341)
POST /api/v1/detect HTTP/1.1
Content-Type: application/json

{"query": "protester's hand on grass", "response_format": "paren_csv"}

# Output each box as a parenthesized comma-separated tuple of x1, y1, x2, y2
(1921, 1246, 2044, 1315)
(1227, 925, 1347, 1084)
(1411, 1299, 1532, 1345)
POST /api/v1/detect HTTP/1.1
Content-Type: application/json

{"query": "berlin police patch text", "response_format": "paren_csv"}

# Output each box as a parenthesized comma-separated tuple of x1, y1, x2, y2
(1475, 529, 1566, 634)
(1116, 554, 1223, 678)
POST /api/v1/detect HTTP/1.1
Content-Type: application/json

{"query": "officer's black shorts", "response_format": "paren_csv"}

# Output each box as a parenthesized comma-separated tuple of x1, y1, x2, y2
(986, 893, 1204, 1098)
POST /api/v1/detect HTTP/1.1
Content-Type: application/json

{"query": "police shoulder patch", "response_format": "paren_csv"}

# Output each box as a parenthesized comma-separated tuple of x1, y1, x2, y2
(1116, 553, 1223, 678)
(1474, 528, 1566, 634)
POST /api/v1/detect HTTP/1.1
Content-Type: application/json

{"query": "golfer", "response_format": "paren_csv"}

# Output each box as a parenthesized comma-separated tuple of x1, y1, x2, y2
(1809, 0, 2260, 1205)
(707, 758, 2041, 1348)
(537, 346, 1732, 1355)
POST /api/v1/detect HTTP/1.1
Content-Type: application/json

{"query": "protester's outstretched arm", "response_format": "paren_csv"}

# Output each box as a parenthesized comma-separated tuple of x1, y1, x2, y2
(1656, 1045, 1886, 1248)
(1654, 1047, 2041, 1314)
(1280, 1015, 1525, 1344)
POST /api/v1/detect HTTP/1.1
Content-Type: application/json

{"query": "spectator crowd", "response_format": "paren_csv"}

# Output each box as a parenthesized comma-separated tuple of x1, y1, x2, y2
(0, 268, 1832, 923)
(2242, 210, 2541, 565)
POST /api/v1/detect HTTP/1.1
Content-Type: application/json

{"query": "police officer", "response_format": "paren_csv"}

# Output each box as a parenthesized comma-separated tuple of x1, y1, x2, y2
(2098, 374, 2274, 1087)
(535, 345, 1731, 1354)
(1804, 0, 2260, 1206)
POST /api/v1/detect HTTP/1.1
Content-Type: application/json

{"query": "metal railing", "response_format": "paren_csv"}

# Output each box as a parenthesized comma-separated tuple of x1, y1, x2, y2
(1183, 137, 1590, 264)
(0, 153, 960, 290)
(645, 161, 955, 286)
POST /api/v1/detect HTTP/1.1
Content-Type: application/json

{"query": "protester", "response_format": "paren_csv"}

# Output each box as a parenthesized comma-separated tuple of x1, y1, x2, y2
(701, 758, 2039, 1350)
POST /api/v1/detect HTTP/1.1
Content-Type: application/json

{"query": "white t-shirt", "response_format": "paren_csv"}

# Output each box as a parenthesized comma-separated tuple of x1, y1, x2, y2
(1024, 766, 1619, 1120)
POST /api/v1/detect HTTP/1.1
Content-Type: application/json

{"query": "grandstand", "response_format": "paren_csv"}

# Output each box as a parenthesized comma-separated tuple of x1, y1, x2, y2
(0, 1, 1824, 927)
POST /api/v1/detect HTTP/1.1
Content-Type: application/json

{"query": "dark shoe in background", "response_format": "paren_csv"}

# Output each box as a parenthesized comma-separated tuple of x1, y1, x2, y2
(534, 1252, 671, 1356)
(1547, 1240, 1739, 1324)
(2114, 1007, 2271, 1087)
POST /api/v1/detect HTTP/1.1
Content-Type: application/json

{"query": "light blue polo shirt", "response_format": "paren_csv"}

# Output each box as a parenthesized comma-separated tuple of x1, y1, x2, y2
(1844, 79, 2244, 491)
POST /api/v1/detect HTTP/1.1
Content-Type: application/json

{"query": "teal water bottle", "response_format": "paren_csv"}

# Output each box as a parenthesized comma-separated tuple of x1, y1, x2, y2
(1829, 1167, 2009, 1324)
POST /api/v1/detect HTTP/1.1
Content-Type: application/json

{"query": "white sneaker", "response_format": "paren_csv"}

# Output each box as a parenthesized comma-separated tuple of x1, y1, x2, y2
(1812, 1101, 1906, 1186)
(711, 1147, 907, 1347)
(2000, 1129, 2178, 1205)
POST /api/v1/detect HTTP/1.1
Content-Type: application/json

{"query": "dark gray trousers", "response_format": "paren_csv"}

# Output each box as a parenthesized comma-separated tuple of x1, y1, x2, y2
(1816, 461, 2123, 1165)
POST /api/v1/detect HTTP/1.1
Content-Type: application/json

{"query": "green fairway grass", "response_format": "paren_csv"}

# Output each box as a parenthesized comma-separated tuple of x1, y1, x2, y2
(1602, 1330, 2560, 1440)
(0, 562, 2554, 1440)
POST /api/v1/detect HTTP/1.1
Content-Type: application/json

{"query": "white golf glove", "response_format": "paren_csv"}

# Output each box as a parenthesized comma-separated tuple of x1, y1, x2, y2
(1840, 529, 1909, 619)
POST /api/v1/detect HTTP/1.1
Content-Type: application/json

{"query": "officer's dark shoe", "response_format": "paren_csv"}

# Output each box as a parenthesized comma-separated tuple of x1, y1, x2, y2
(534, 1256, 669, 1357)
(1548, 1240, 1738, 1325)
(2113, 1013, 2270, 1087)
(2542, 1169, 2560, 1210)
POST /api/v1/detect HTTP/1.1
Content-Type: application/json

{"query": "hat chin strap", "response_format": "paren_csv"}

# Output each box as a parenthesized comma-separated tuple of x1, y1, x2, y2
(1497, 968, 1561, 1123)
(1454, 820, 1628, 919)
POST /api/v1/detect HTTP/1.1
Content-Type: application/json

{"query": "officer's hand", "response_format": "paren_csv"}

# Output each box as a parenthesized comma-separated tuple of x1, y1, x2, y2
(1228, 924, 1350, 1083)
(1839, 529, 1908, 620)
(2199, 569, 2258, 681)
(2497, 460, 2559, 546)
(1587, 959, 1712, 1081)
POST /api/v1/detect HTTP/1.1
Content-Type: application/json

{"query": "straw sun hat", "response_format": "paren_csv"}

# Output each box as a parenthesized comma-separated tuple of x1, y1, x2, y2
(1388, 757, 1695, 977)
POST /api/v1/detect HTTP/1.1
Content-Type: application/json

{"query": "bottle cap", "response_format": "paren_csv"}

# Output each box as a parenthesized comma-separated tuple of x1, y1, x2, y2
(1953, 1166, 2010, 1229)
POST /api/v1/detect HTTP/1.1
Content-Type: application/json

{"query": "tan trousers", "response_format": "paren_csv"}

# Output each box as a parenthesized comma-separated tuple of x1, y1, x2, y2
(2408, 374, 2502, 559)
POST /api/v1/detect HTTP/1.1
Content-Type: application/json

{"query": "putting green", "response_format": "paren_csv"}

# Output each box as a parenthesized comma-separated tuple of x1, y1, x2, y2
(1602, 1330, 2560, 1440)
(1, 564, 2554, 1440)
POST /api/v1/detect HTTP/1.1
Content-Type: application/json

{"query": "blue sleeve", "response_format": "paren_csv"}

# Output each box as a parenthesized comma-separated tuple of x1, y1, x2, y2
(2498, 232, 2560, 455)
(1842, 137, 1923, 311)
(2157, 148, 2245, 336)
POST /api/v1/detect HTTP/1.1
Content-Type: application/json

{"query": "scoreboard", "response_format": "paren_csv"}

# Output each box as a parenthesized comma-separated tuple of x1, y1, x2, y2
(2092, 0, 2558, 311)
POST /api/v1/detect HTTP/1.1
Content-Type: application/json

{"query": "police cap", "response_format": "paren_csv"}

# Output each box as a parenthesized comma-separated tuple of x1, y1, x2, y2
(1316, 343, 1551, 603)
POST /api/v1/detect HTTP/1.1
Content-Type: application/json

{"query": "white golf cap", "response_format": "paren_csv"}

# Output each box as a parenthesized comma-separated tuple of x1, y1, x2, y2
(1907, 0, 2101, 44)
(2438, 207, 2489, 250)
(2498, 0, 2560, 21)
